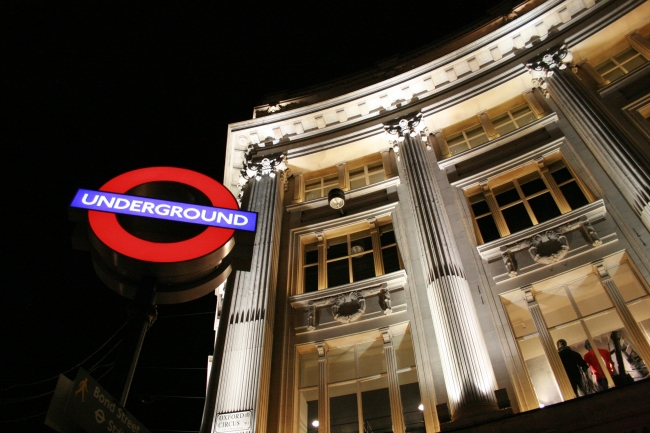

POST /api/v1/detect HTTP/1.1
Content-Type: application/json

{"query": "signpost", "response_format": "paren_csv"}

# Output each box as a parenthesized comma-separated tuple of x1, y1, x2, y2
(45, 369, 150, 433)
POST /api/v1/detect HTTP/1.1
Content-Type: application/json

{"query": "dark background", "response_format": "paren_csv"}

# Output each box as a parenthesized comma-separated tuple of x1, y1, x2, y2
(3, 1, 510, 431)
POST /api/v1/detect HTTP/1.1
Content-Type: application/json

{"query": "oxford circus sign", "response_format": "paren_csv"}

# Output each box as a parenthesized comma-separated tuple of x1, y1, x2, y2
(70, 167, 254, 304)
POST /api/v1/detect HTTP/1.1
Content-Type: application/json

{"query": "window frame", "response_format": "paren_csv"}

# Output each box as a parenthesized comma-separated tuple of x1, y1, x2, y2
(594, 45, 648, 82)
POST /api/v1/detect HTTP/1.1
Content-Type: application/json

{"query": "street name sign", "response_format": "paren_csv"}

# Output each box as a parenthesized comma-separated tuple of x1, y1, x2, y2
(215, 411, 252, 433)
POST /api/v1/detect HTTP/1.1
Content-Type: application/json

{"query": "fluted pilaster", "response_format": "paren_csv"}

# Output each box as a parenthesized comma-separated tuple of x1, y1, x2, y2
(522, 287, 575, 402)
(214, 155, 286, 432)
(528, 45, 650, 230)
(594, 262, 650, 363)
(316, 342, 329, 433)
(384, 113, 498, 419)
(380, 328, 405, 433)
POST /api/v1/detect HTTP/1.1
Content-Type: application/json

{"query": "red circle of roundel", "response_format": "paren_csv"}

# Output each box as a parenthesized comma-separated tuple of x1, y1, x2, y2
(88, 167, 237, 263)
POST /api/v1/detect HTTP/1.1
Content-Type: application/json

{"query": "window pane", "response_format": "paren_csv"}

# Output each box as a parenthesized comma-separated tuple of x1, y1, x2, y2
(548, 323, 594, 396)
(305, 190, 321, 201)
(382, 246, 401, 273)
(379, 225, 396, 246)
(305, 179, 322, 189)
(305, 243, 318, 264)
(623, 54, 647, 72)
(502, 203, 533, 233)
(300, 352, 319, 388)
(329, 383, 359, 433)
(560, 182, 589, 210)
(394, 332, 416, 369)
(519, 173, 546, 196)
(536, 286, 578, 328)
(350, 178, 366, 190)
(352, 252, 375, 282)
(494, 183, 519, 206)
(567, 274, 612, 317)
(614, 47, 637, 63)
(328, 346, 356, 383)
(323, 175, 339, 186)
(361, 377, 391, 433)
(298, 389, 319, 433)
(349, 167, 365, 178)
(328, 236, 348, 260)
(628, 297, 650, 344)
(470, 194, 490, 216)
(399, 371, 425, 433)
(502, 296, 536, 338)
(447, 133, 468, 155)
(304, 266, 319, 293)
(603, 68, 625, 82)
(357, 340, 386, 377)
(595, 59, 616, 75)
(476, 215, 500, 243)
(368, 171, 385, 185)
(350, 231, 373, 251)
(528, 193, 561, 223)
(518, 335, 563, 406)
(468, 133, 489, 148)
(492, 113, 516, 136)
(583, 309, 624, 347)
(328, 259, 350, 287)
(549, 164, 573, 184)
(609, 264, 648, 302)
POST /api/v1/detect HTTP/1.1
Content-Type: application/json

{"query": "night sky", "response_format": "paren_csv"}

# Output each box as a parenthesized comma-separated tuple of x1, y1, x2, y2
(4, 1, 509, 431)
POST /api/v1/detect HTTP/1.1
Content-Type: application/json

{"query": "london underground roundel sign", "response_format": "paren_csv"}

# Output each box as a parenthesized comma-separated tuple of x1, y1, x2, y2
(71, 167, 255, 263)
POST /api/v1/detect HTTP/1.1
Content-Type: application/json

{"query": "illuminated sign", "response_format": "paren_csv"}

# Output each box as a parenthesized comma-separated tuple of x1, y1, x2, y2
(76, 167, 245, 263)
(71, 189, 256, 232)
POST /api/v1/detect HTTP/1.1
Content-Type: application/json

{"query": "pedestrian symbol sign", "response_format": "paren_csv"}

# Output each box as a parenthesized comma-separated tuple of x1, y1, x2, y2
(45, 369, 150, 433)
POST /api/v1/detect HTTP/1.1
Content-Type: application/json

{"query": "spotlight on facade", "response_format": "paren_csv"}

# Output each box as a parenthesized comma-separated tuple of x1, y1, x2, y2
(328, 188, 346, 210)
(312, 420, 319, 427)
(418, 404, 424, 411)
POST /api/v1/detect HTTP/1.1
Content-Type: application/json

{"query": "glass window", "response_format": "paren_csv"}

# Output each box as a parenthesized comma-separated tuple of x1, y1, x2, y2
(398, 370, 425, 433)
(329, 383, 359, 433)
(446, 123, 489, 155)
(491, 103, 537, 136)
(361, 377, 392, 433)
(305, 173, 338, 201)
(302, 221, 402, 293)
(595, 46, 648, 82)
(466, 158, 591, 244)
(349, 160, 385, 190)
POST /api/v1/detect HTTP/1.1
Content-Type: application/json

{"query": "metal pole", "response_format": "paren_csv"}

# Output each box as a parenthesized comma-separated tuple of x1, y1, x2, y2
(105, 284, 157, 407)
(200, 278, 234, 433)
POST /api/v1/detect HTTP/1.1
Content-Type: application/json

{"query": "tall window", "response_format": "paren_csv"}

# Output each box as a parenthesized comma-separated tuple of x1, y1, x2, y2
(466, 157, 592, 244)
(595, 46, 648, 82)
(303, 221, 402, 293)
(501, 261, 650, 407)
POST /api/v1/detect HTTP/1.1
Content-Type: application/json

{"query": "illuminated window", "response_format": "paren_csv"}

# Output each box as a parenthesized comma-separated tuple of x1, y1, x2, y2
(445, 123, 488, 155)
(466, 157, 591, 244)
(304, 173, 339, 201)
(595, 46, 648, 82)
(302, 221, 402, 293)
(490, 103, 537, 136)
(348, 160, 385, 190)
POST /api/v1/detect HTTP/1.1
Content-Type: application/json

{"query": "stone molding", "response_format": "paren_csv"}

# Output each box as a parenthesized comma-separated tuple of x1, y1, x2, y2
(526, 44, 574, 97)
(237, 153, 288, 200)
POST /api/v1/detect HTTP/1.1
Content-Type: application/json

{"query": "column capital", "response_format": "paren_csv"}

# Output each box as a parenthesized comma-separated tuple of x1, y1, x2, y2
(592, 260, 609, 279)
(238, 153, 288, 200)
(315, 341, 327, 358)
(525, 44, 574, 97)
(382, 111, 428, 154)
(379, 327, 392, 345)
(521, 285, 536, 305)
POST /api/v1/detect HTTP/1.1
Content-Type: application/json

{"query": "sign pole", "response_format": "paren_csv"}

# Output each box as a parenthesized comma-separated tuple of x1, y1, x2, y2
(107, 284, 158, 406)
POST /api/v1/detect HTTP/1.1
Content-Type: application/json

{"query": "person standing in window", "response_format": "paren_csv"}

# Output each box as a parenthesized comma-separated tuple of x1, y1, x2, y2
(557, 339, 589, 396)
(583, 340, 614, 391)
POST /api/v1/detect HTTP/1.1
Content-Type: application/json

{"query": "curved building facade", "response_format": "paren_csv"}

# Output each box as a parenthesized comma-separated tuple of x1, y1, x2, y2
(206, 1, 650, 431)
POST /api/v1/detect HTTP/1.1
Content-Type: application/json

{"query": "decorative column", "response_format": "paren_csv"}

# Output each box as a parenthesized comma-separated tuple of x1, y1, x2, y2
(384, 113, 499, 420)
(526, 45, 650, 231)
(380, 328, 406, 433)
(212, 154, 288, 433)
(315, 342, 330, 433)
(593, 261, 650, 363)
(521, 287, 576, 401)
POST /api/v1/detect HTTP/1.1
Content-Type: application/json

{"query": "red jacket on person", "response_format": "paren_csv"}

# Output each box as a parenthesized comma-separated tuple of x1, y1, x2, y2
(584, 348, 614, 380)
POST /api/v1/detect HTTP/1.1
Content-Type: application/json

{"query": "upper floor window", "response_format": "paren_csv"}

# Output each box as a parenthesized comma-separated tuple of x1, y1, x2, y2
(446, 123, 488, 156)
(302, 219, 402, 293)
(490, 103, 537, 136)
(305, 172, 339, 201)
(465, 156, 593, 244)
(595, 46, 648, 82)
(348, 160, 385, 190)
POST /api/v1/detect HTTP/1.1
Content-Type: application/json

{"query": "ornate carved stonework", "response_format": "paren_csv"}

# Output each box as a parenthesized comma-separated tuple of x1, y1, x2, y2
(331, 291, 366, 324)
(528, 230, 569, 264)
(382, 111, 428, 157)
(237, 153, 288, 200)
(525, 44, 574, 98)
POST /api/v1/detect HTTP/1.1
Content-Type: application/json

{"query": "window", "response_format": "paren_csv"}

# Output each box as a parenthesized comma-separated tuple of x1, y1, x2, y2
(501, 261, 650, 407)
(466, 156, 592, 244)
(302, 220, 402, 293)
(595, 46, 648, 82)
(304, 173, 339, 201)
(446, 123, 488, 155)
(348, 160, 385, 190)
(297, 329, 424, 433)
(490, 103, 537, 136)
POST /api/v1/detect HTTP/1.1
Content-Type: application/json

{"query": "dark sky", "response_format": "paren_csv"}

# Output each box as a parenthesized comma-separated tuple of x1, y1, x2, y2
(3, 1, 509, 431)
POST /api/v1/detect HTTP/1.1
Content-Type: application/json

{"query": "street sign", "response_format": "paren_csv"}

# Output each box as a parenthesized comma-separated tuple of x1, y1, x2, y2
(45, 369, 150, 433)
(215, 411, 252, 433)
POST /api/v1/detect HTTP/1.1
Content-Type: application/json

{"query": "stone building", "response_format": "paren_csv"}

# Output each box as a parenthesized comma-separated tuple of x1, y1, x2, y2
(204, 0, 650, 431)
